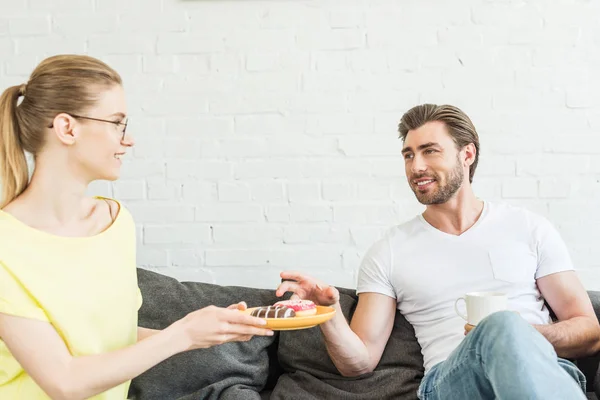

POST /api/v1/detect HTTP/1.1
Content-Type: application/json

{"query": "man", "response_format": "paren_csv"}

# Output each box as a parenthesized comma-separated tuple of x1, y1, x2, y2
(276, 104, 600, 399)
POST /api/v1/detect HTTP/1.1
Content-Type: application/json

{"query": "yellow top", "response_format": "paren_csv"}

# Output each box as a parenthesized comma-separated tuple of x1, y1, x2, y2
(0, 198, 142, 399)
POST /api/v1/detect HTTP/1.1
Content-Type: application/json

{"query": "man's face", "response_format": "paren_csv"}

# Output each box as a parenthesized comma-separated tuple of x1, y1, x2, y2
(401, 121, 466, 205)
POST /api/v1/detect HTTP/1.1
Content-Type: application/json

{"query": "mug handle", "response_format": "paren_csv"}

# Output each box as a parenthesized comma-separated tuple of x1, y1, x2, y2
(454, 297, 468, 321)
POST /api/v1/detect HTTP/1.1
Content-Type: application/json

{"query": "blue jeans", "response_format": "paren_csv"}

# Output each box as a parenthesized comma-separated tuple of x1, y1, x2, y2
(418, 311, 587, 400)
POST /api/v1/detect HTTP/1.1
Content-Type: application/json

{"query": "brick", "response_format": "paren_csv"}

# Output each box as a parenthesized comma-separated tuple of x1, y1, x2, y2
(338, 137, 403, 156)
(472, 178, 502, 199)
(188, 8, 260, 31)
(52, 15, 117, 35)
(235, 160, 302, 179)
(169, 249, 203, 268)
(350, 227, 387, 249)
(137, 249, 169, 268)
(181, 181, 218, 202)
(209, 53, 241, 73)
(100, 55, 142, 75)
(165, 139, 202, 159)
(357, 182, 392, 201)
(147, 178, 181, 201)
(142, 95, 209, 116)
(501, 178, 538, 199)
(195, 204, 264, 222)
(205, 248, 341, 269)
(333, 204, 398, 224)
(517, 154, 590, 176)
(29, 0, 93, 12)
(322, 182, 355, 201)
(96, 0, 161, 13)
(176, 55, 210, 75)
(472, 3, 542, 28)
(112, 180, 145, 200)
(349, 50, 388, 73)
(284, 225, 349, 244)
(4, 56, 39, 76)
(213, 225, 283, 244)
(157, 33, 225, 54)
(312, 51, 348, 72)
(297, 28, 365, 51)
(305, 113, 374, 136)
(235, 114, 306, 136)
(128, 204, 194, 223)
(16, 36, 85, 55)
(9, 16, 50, 35)
(250, 182, 285, 202)
(86, 180, 113, 198)
(287, 182, 321, 203)
(143, 55, 177, 74)
(226, 30, 295, 51)
(218, 182, 251, 202)
(119, 160, 165, 179)
(509, 27, 580, 46)
(539, 178, 571, 199)
(265, 205, 333, 222)
(245, 52, 279, 72)
(165, 117, 234, 137)
(88, 34, 155, 55)
(329, 9, 365, 28)
(144, 224, 212, 244)
(117, 11, 187, 33)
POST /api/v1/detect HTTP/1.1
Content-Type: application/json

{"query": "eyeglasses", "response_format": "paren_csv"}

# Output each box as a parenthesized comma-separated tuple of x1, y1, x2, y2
(48, 113, 128, 141)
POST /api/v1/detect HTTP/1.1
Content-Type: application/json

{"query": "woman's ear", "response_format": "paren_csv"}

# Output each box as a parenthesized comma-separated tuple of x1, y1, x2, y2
(51, 113, 77, 146)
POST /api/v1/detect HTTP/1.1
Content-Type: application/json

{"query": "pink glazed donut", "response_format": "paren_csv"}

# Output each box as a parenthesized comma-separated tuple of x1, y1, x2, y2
(274, 299, 317, 317)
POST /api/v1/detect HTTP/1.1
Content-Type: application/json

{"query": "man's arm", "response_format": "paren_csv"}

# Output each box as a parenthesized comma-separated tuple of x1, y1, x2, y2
(321, 292, 397, 376)
(535, 270, 600, 358)
(276, 272, 397, 377)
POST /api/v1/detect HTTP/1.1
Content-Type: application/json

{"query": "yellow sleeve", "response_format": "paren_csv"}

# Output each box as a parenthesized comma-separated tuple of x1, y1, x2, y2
(0, 262, 49, 322)
(137, 287, 143, 310)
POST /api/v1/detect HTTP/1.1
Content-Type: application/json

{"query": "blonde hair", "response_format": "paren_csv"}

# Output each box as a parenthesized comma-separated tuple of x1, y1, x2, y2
(398, 104, 480, 183)
(0, 54, 122, 208)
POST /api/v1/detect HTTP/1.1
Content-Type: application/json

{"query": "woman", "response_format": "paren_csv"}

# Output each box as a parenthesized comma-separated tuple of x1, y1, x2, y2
(0, 54, 273, 399)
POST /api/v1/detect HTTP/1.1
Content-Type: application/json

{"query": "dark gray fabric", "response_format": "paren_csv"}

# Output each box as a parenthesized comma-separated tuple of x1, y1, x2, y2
(129, 268, 281, 400)
(130, 269, 599, 400)
(271, 288, 423, 400)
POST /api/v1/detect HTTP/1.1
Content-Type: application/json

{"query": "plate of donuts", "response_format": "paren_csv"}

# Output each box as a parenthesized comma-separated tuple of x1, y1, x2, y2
(244, 300, 336, 330)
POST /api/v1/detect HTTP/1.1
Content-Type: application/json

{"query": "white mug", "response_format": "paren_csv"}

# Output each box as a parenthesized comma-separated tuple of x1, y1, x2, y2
(454, 291, 507, 326)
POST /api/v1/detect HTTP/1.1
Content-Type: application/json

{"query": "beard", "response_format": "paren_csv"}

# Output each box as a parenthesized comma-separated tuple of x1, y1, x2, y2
(410, 159, 464, 205)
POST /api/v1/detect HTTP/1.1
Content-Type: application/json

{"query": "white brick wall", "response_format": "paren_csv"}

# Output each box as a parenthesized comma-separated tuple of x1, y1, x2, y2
(2, 0, 600, 291)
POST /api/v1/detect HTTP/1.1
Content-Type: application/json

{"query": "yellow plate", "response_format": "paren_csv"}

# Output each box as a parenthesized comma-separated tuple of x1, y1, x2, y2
(245, 305, 336, 331)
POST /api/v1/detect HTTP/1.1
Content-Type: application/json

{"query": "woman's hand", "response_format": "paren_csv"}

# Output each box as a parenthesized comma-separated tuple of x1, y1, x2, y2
(174, 302, 274, 351)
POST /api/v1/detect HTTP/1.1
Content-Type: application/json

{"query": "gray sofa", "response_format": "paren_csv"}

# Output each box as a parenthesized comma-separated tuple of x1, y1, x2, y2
(130, 268, 600, 400)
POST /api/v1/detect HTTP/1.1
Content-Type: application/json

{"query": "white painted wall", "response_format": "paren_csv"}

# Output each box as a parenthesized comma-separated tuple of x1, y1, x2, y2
(1, 0, 599, 290)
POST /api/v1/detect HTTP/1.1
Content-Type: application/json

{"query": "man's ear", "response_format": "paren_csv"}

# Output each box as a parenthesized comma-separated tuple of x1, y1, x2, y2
(51, 113, 77, 146)
(463, 143, 477, 167)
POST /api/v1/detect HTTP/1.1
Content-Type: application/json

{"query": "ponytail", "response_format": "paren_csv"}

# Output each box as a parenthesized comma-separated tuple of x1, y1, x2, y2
(0, 85, 28, 208)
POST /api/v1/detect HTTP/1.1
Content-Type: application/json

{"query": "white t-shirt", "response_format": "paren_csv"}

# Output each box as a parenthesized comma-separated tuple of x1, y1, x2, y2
(356, 201, 574, 374)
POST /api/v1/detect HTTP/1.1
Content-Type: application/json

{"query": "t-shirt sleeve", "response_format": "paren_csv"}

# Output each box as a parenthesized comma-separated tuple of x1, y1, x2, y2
(535, 218, 575, 279)
(356, 237, 396, 299)
(136, 287, 143, 311)
(0, 262, 49, 322)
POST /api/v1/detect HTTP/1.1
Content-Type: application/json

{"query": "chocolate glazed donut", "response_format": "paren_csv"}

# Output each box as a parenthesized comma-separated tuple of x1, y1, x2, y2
(251, 305, 296, 318)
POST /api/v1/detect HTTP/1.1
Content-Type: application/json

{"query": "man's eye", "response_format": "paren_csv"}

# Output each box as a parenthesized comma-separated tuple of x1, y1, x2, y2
(424, 149, 436, 154)
(404, 154, 413, 160)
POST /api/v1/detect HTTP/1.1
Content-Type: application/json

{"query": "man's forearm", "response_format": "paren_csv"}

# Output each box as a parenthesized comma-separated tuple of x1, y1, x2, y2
(535, 316, 600, 359)
(320, 303, 371, 377)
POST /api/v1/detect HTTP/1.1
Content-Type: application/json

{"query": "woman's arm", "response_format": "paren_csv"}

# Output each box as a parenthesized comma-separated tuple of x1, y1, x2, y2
(137, 327, 160, 341)
(0, 305, 271, 400)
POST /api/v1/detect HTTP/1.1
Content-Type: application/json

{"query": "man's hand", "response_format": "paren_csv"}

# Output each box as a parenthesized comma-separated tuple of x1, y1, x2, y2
(276, 271, 340, 306)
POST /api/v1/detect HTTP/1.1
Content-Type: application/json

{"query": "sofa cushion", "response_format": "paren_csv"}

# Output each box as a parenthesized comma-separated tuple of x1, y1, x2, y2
(272, 288, 423, 400)
(129, 268, 282, 400)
